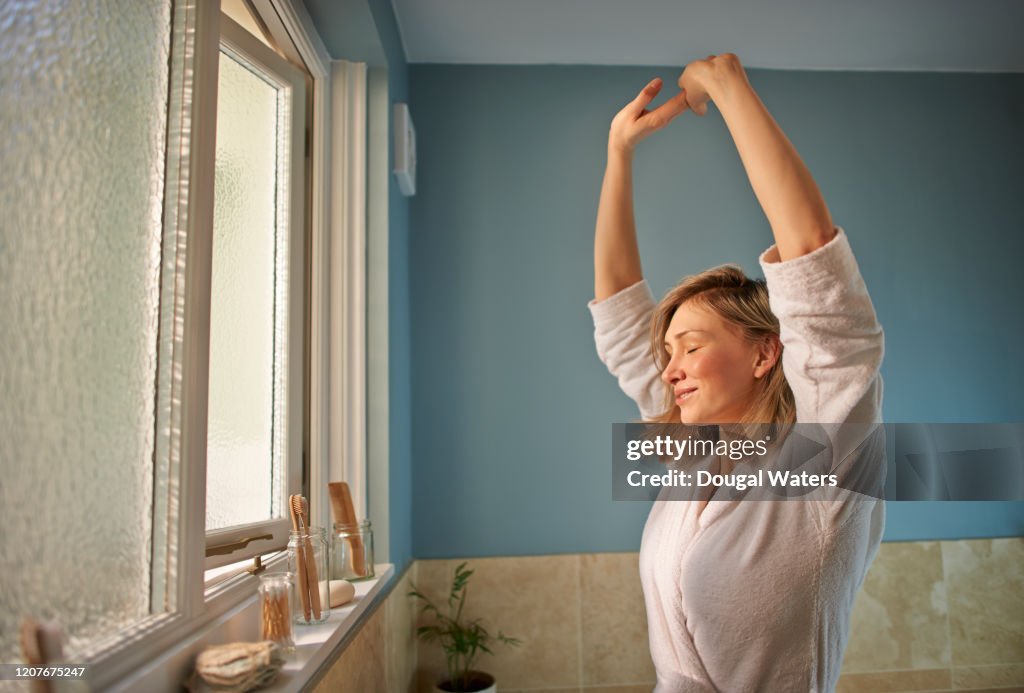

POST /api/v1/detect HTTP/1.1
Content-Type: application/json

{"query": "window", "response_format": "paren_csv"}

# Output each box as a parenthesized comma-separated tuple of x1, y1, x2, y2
(0, 0, 176, 664)
(0, 0, 367, 688)
(204, 13, 307, 570)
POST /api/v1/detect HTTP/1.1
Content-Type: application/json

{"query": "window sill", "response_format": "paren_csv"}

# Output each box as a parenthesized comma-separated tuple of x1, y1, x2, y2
(266, 564, 395, 692)
(113, 564, 395, 692)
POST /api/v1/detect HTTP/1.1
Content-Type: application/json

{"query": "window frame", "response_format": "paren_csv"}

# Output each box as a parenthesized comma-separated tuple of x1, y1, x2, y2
(202, 12, 306, 571)
(245, 0, 350, 543)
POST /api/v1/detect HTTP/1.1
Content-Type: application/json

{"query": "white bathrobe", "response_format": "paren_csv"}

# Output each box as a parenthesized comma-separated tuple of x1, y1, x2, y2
(589, 229, 885, 692)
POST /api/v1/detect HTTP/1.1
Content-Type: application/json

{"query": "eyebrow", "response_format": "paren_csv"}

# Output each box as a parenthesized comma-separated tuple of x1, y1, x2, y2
(664, 329, 707, 344)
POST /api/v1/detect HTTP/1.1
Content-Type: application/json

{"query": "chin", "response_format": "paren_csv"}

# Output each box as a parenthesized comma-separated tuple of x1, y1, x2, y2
(679, 408, 728, 427)
(677, 409, 701, 426)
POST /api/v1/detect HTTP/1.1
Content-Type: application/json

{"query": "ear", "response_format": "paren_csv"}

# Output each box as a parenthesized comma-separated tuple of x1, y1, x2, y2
(752, 335, 781, 379)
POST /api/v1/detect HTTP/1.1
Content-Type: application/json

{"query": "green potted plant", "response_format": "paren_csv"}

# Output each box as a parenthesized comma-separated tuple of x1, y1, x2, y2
(409, 562, 521, 692)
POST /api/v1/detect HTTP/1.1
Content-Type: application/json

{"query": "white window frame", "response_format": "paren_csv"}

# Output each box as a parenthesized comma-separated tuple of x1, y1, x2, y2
(328, 58, 368, 526)
(74, 0, 379, 689)
(203, 12, 306, 571)
(248, 0, 375, 549)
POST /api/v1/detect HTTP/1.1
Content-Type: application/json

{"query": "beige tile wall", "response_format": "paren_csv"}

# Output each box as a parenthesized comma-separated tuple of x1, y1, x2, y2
(314, 539, 1023, 692)
(312, 566, 418, 693)
(839, 538, 1024, 692)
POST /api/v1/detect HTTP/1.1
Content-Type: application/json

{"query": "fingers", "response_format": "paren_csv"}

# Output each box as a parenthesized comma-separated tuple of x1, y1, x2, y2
(628, 77, 663, 115)
(677, 66, 710, 117)
(642, 89, 690, 129)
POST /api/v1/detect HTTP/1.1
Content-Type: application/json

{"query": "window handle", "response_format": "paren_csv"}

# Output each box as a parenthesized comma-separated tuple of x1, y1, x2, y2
(206, 533, 274, 557)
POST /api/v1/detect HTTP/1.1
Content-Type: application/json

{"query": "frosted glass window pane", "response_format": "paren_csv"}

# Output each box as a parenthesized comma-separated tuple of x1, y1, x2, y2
(206, 49, 288, 530)
(0, 0, 171, 663)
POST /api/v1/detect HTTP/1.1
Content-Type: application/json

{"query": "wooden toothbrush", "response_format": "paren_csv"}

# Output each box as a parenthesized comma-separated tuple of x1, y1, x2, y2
(288, 494, 312, 621)
(299, 496, 322, 619)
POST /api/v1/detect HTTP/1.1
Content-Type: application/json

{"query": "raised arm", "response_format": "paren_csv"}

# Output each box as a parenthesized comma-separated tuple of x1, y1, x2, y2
(594, 78, 689, 301)
(678, 54, 835, 262)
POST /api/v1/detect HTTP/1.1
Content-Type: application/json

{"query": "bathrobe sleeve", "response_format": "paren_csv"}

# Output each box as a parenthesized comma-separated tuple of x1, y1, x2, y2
(760, 227, 887, 528)
(588, 280, 664, 420)
(759, 227, 885, 427)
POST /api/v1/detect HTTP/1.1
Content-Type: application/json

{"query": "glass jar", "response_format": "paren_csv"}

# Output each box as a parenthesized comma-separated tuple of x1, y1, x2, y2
(258, 572, 295, 653)
(287, 526, 331, 625)
(331, 519, 374, 581)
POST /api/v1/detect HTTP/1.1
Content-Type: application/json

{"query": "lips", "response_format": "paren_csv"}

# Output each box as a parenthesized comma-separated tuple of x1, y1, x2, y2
(675, 387, 697, 403)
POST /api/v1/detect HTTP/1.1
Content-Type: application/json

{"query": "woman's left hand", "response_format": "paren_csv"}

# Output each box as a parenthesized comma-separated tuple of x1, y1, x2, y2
(677, 53, 750, 116)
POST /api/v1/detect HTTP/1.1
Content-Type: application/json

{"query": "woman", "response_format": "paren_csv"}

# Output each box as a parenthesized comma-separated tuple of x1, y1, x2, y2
(590, 54, 885, 691)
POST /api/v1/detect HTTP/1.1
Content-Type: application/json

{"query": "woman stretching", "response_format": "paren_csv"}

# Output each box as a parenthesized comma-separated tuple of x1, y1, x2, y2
(590, 54, 885, 692)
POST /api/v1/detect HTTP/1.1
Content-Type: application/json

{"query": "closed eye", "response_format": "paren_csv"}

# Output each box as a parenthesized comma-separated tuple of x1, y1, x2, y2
(686, 347, 699, 354)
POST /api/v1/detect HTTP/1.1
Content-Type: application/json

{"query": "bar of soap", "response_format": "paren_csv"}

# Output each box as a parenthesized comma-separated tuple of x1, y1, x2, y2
(328, 579, 355, 608)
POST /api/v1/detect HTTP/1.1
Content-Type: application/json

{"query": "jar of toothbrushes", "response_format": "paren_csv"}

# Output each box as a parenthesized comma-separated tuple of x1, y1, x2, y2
(287, 527, 331, 625)
(258, 572, 296, 653)
(331, 519, 375, 581)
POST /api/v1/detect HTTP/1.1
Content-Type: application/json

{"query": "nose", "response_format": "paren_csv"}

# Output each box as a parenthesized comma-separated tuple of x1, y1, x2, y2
(661, 351, 685, 386)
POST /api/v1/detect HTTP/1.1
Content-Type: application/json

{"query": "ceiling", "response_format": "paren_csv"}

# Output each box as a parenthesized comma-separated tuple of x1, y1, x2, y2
(388, 0, 1024, 72)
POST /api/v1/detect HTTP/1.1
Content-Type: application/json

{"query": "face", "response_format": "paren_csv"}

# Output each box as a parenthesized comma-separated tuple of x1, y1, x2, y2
(661, 301, 776, 425)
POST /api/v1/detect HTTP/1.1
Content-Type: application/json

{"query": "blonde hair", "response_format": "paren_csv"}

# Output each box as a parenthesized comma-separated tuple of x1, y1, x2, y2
(649, 265, 795, 427)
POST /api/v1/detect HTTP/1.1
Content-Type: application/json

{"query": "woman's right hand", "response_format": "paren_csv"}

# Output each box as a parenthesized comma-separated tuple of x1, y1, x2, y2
(608, 78, 690, 156)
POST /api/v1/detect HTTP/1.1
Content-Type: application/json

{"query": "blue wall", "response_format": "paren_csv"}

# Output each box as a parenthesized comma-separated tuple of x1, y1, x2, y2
(409, 65, 1024, 558)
